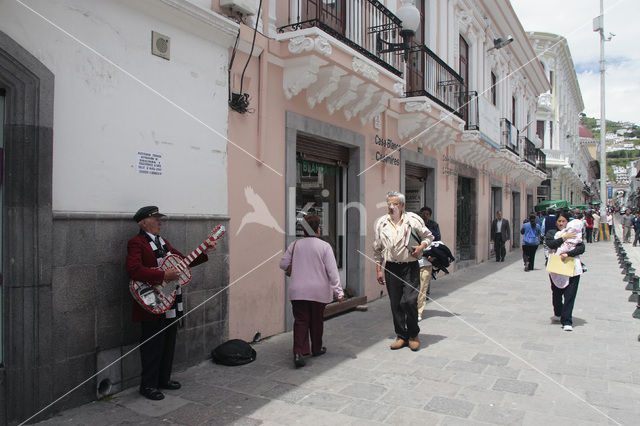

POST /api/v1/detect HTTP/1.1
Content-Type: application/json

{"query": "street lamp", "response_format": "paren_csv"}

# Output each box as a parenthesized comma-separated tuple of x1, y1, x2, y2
(376, 0, 421, 61)
(487, 35, 514, 51)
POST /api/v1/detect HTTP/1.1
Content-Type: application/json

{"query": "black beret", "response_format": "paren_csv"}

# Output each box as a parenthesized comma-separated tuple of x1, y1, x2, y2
(133, 206, 166, 222)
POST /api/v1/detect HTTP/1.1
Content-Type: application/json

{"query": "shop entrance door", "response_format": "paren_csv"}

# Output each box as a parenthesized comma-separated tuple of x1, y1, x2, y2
(456, 176, 476, 261)
(404, 163, 431, 214)
(295, 136, 349, 287)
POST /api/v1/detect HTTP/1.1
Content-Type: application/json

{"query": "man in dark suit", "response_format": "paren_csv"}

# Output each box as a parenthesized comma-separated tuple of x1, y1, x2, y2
(127, 206, 216, 400)
(490, 210, 511, 262)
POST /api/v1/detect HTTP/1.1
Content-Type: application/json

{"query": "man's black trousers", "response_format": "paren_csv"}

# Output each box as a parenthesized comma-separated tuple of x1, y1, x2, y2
(384, 261, 420, 340)
(140, 318, 178, 388)
(494, 232, 506, 261)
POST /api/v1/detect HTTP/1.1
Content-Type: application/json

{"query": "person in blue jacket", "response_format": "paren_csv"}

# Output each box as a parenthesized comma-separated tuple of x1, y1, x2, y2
(521, 214, 542, 271)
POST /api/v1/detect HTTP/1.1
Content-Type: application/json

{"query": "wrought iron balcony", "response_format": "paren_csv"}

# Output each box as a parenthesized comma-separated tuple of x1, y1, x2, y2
(279, 0, 403, 76)
(456, 91, 479, 131)
(536, 148, 547, 173)
(405, 44, 466, 114)
(522, 136, 537, 166)
(500, 118, 519, 155)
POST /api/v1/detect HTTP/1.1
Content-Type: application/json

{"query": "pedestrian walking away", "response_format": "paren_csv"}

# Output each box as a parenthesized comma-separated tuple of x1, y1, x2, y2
(521, 214, 541, 271)
(373, 191, 433, 352)
(279, 214, 344, 368)
(622, 210, 633, 243)
(545, 212, 585, 331)
(491, 210, 511, 262)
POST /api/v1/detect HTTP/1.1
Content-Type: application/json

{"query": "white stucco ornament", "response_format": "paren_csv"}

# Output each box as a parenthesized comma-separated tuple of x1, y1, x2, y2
(360, 92, 391, 125)
(288, 36, 314, 54)
(288, 35, 332, 56)
(352, 57, 379, 82)
(404, 101, 431, 113)
(393, 82, 405, 95)
(314, 36, 332, 56)
(306, 65, 346, 108)
(456, 10, 472, 33)
(343, 84, 378, 121)
(538, 93, 552, 110)
(325, 75, 363, 115)
(282, 56, 327, 99)
(439, 110, 452, 124)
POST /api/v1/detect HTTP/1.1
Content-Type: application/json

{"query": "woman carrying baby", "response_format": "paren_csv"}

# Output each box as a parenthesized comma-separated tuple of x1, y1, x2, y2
(544, 212, 586, 331)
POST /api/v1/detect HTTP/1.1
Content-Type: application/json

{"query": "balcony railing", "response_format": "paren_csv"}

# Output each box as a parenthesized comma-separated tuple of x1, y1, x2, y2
(536, 149, 547, 173)
(522, 136, 537, 166)
(406, 43, 465, 112)
(455, 91, 479, 131)
(500, 118, 519, 155)
(280, 0, 403, 75)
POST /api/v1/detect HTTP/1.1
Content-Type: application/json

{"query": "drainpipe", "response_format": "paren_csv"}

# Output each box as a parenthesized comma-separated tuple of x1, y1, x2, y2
(256, 1, 268, 165)
(257, 47, 267, 164)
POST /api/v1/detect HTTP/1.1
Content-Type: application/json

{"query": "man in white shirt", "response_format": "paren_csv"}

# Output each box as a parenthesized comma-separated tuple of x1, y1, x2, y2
(373, 192, 433, 351)
(592, 211, 600, 242)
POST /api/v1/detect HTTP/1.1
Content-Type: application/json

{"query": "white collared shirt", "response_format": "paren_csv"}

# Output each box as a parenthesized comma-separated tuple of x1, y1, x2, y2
(373, 212, 434, 264)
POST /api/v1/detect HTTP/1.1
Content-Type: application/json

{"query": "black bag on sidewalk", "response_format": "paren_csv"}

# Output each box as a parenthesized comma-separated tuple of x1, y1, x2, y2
(211, 339, 257, 366)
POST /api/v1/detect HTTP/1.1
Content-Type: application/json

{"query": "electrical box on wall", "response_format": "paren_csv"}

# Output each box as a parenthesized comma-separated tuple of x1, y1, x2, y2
(220, 0, 259, 15)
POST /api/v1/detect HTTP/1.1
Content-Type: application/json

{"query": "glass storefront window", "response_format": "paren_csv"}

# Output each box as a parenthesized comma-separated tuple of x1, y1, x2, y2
(405, 176, 425, 214)
(296, 158, 343, 268)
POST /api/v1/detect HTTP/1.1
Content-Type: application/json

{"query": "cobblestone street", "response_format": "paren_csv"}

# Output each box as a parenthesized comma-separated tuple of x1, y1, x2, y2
(36, 239, 640, 425)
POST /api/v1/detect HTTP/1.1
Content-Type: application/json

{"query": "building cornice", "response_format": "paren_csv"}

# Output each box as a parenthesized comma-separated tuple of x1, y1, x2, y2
(130, 0, 240, 47)
(527, 31, 584, 112)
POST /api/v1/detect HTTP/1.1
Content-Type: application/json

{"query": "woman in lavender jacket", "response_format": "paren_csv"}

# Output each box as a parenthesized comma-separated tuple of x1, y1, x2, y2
(279, 214, 344, 368)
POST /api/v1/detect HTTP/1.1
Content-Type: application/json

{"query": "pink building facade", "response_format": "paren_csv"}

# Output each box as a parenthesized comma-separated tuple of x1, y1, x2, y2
(218, 0, 549, 341)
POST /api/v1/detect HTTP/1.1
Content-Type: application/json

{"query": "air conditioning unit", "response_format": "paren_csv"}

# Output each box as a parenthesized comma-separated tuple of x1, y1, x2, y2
(220, 0, 259, 15)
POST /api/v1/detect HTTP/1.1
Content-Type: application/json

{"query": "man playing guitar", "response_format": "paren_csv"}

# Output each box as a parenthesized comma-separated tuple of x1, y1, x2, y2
(126, 206, 217, 401)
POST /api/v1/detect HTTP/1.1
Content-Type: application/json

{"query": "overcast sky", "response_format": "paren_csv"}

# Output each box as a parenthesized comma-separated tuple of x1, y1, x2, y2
(510, 0, 639, 124)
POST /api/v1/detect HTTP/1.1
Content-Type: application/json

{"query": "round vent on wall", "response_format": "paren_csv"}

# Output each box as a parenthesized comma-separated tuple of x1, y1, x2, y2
(151, 31, 170, 60)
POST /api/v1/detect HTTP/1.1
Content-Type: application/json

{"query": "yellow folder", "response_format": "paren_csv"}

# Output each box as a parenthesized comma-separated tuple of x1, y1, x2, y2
(546, 254, 576, 277)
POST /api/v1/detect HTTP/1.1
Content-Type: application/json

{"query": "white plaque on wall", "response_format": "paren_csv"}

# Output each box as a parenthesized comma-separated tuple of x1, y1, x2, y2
(137, 151, 163, 175)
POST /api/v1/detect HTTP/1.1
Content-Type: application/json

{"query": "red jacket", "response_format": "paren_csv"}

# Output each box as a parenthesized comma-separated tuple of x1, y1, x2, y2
(126, 232, 208, 322)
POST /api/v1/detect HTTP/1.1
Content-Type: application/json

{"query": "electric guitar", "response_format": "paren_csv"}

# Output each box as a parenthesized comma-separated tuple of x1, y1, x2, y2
(129, 225, 226, 314)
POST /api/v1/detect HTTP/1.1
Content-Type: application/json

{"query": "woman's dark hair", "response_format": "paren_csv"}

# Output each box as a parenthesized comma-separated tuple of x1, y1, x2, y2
(556, 212, 571, 223)
(302, 214, 321, 237)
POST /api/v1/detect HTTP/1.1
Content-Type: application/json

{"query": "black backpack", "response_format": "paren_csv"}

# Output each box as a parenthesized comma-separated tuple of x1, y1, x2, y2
(211, 339, 257, 366)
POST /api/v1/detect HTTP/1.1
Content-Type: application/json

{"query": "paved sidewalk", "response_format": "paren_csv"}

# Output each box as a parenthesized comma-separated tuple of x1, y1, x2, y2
(36, 241, 639, 426)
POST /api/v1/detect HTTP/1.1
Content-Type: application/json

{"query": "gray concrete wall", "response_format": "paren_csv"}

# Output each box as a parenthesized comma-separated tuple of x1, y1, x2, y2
(45, 216, 230, 417)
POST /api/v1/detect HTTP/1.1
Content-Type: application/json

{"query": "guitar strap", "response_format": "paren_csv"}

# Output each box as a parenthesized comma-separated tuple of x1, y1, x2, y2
(142, 231, 184, 320)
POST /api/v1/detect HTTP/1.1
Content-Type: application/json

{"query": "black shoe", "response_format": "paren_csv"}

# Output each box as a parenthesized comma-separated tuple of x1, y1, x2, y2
(159, 380, 181, 390)
(140, 386, 164, 400)
(294, 353, 305, 368)
(312, 347, 327, 357)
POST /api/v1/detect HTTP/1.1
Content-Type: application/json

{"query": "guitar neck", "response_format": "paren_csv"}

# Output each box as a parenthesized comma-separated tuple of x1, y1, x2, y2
(182, 240, 211, 267)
